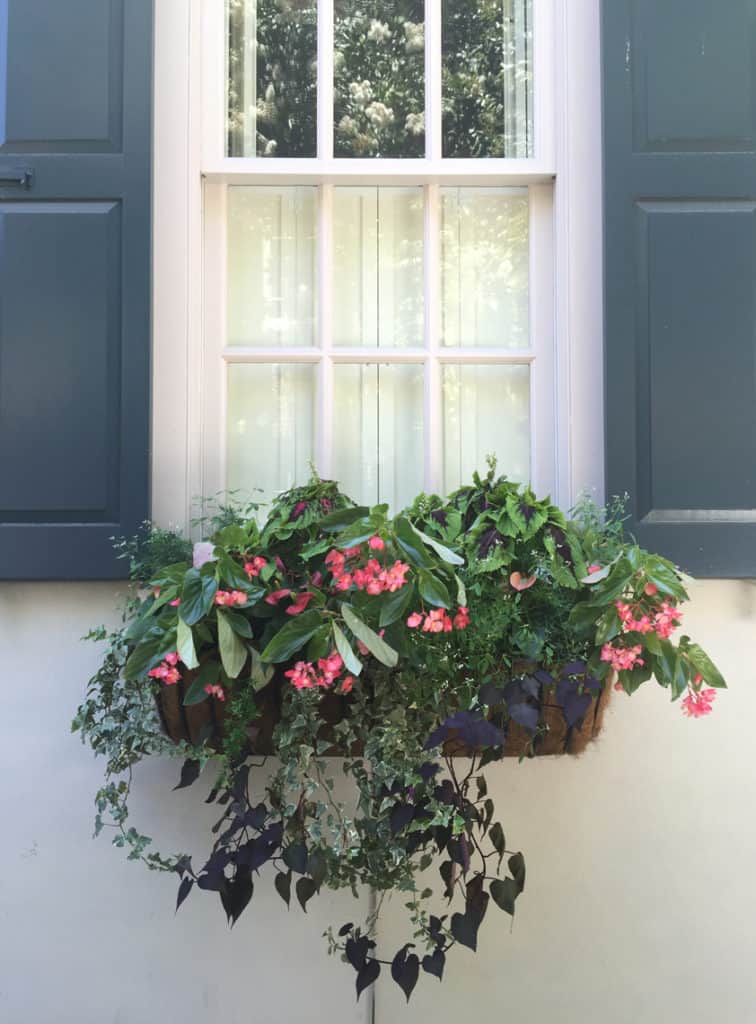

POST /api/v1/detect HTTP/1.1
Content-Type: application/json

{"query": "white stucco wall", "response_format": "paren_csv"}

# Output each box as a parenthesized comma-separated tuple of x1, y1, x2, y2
(1, 579, 754, 1023)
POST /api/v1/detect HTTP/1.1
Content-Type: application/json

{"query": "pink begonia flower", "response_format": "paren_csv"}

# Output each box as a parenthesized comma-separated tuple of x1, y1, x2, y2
(407, 612, 423, 629)
(169, 598, 181, 607)
(453, 606, 470, 631)
(265, 588, 292, 606)
(344, 547, 362, 559)
(244, 556, 267, 578)
(510, 572, 537, 592)
(587, 564, 602, 575)
(644, 582, 658, 596)
(653, 601, 682, 639)
(286, 592, 315, 616)
(369, 536, 385, 551)
(148, 653, 182, 686)
(285, 661, 316, 690)
(311, 571, 323, 588)
(204, 684, 226, 702)
(335, 573, 353, 592)
(681, 687, 716, 718)
(193, 541, 216, 569)
(340, 675, 354, 695)
(600, 642, 644, 673)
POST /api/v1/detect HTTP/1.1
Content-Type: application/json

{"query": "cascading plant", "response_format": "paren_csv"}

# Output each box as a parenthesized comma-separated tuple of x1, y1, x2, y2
(73, 468, 726, 1002)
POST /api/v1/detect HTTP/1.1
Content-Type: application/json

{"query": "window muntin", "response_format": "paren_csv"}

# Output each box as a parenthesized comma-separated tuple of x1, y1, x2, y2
(207, 1, 555, 511)
(225, 0, 536, 161)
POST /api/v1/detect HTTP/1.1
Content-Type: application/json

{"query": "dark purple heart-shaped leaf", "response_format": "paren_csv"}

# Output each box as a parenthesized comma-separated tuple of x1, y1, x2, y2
(356, 959, 381, 1001)
(422, 949, 446, 980)
(391, 948, 420, 1002)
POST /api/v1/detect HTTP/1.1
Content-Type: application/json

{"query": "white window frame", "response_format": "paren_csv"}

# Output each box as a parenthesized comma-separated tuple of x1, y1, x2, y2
(152, 0, 605, 530)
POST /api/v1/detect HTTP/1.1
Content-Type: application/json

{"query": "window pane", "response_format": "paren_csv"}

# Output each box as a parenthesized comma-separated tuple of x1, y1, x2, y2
(442, 364, 530, 490)
(227, 0, 317, 158)
(228, 187, 317, 347)
(227, 364, 316, 502)
(443, 0, 534, 158)
(333, 364, 424, 509)
(334, 1, 425, 157)
(441, 187, 529, 348)
(333, 187, 424, 347)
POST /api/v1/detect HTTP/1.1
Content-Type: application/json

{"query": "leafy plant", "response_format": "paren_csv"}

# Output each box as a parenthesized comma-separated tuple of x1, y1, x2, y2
(74, 471, 725, 1001)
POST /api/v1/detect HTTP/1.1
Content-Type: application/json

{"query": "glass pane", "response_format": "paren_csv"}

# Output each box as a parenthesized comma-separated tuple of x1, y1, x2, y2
(441, 187, 529, 348)
(442, 364, 530, 490)
(443, 0, 534, 158)
(228, 187, 317, 347)
(227, 364, 316, 502)
(227, 0, 317, 157)
(333, 187, 424, 347)
(333, 364, 424, 509)
(334, 1, 425, 157)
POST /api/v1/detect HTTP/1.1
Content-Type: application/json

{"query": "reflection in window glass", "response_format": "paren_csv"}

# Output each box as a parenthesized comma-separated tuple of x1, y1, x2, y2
(227, 364, 316, 502)
(228, 187, 317, 347)
(441, 188, 529, 347)
(333, 364, 424, 509)
(227, 0, 317, 157)
(333, 187, 424, 347)
(334, 1, 425, 157)
(443, 364, 530, 492)
(443, 0, 534, 158)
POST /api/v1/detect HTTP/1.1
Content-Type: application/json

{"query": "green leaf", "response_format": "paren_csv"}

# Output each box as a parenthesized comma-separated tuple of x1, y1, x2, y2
(222, 609, 253, 639)
(184, 661, 222, 705)
(393, 517, 436, 569)
(216, 551, 260, 593)
(644, 558, 688, 602)
(332, 621, 363, 677)
(417, 571, 451, 609)
(334, 519, 376, 549)
(411, 525, 464, 566)
(218, 611, 248, 678)
(249, 647, 274, 691)
(455, 574, 467, 608)
(124, 631, 175, 680)
(378, 584, 413, 628)
(685, 643, 727, 689)
(260, 610, 323, 664)
(179, 569, 218, 626)
(176, 619, 199, 670)
(319, 506, 370, 532)
(671, 654, 689, 701)
(341, 604, 398, 668)
(216, 524, 249, 549)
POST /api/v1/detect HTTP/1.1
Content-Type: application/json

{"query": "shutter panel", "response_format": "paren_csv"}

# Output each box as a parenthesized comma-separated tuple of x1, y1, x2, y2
(603, 0, 756, 577)
(0, 0, 152, 580)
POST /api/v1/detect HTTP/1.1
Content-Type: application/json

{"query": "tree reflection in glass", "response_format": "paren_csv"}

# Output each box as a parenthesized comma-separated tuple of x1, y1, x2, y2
(227, 0, 318, 158)
(334, 0, 425, 157)
(443, 0, 534, 158)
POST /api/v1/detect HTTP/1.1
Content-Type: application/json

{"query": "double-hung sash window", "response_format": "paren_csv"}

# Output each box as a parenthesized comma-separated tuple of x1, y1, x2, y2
(199, 0, 558, 510)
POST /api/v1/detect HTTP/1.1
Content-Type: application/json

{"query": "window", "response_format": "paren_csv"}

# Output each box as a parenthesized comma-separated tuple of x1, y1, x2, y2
(197, 0, 559, 510)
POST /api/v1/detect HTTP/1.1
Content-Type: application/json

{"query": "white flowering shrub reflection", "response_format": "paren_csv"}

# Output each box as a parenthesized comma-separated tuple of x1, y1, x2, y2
(334, 0, 425, 157)
(227, 0, 317, 158)
(227, 0, 533, 160)
(443, 0, 533, 158)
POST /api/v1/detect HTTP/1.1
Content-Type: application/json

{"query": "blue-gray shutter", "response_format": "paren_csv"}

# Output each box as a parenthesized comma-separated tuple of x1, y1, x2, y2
(0, 0, 153, 580)
(603, 0, 756, 577)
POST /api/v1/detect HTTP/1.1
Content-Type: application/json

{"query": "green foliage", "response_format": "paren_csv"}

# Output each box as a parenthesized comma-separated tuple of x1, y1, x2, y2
(74, 470, 726, 1001)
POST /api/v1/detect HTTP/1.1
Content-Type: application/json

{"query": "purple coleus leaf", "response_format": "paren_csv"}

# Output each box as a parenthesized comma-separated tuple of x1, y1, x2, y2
(424, 711, 505, 752)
